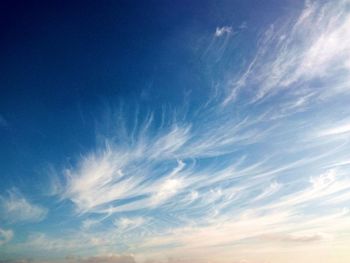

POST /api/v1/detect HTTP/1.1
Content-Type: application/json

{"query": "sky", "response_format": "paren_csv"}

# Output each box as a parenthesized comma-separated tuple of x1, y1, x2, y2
(1, 0, 350, 262)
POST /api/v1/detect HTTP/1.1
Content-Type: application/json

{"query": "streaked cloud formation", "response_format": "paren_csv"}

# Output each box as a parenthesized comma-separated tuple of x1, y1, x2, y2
(214, 26, 232, 37)
(0, 189, 47, 223)
(1, 1, 350, 263)
(224, 0, 350, 105)
(0, 228, 13, 246)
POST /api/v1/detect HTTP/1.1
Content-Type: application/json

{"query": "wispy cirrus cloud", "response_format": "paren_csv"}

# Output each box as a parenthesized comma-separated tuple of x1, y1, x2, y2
(224, 0, 350, 105)
(0, 228, 13, 245)
(260, 232, 331, 243)
(214, 26, 232, 37)
(318, 122, 350, 137)
(19, 1, 350, 262)
(0, 189, 47, 223)
(251, 181, 282, 202)
(56, 106, 270, 215)
(114, 216, 148, 232)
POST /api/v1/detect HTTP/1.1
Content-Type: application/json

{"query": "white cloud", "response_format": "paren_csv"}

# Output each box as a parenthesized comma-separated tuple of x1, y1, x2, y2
(0, 228, 13, 245)
(325, 190, 350, 204)
(319, 123, 350, 137)
(214, 26, 232, 37)
(224, 0, 350, 104)
(58, 104, 270, 215)
(0, 189, 47, 223)
(149, 160, 186, 207)
(260, 232, 331, 243)
(81, 219, 100, 230)
(114, 216, 148, 232)
(33, 2, 350, 261)
(252, 181, 282, 202)
(150, 178, 184, 207)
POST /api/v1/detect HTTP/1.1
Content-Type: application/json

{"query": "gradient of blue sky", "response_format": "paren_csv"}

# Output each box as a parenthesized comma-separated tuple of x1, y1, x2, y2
(1, 1, 350, 263)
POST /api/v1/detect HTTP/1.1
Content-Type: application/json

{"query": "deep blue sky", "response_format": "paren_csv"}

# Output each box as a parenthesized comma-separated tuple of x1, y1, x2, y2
(0, 0, 298, 191)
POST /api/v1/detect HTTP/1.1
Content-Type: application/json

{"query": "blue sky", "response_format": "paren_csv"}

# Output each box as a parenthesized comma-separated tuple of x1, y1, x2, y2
(1, 1, 350, 263)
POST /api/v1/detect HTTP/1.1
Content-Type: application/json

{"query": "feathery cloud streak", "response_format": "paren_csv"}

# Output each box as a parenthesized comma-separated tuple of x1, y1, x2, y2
(0, 189, 47, 223)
